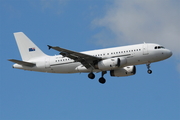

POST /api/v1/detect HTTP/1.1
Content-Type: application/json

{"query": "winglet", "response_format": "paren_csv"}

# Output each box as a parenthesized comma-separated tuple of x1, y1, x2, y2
(47, 45, 52, 50)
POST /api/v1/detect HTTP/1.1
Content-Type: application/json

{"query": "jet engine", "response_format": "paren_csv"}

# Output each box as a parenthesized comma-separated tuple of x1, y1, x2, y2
(110, 65, 136, 77)
(95, 57, 127, 71)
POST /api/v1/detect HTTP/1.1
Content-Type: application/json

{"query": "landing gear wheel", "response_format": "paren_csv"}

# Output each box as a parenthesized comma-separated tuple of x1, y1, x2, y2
(99, 77, 106, 84)
(88, 73, 95, 79)
(146, 63, 152, 74)
(147, 69, 152, 74)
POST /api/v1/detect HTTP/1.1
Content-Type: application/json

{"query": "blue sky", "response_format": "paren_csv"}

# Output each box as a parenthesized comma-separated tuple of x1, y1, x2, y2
(0, 0, 180, 120)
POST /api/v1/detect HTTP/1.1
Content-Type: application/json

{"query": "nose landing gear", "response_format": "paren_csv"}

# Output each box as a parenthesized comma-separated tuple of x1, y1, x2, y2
(146, 63, 152, 74)
(148, 69, 152, 74)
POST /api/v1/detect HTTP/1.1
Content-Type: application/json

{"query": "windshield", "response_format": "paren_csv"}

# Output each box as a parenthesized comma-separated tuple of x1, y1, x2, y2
(154, 46, 165, 49)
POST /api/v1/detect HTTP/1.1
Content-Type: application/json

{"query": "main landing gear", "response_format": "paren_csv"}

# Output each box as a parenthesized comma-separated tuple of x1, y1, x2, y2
(88, 72, 95, 79)
(146, 63, 152, 74)
(99, 71, 107, 84)
(88, 71, 107, 84)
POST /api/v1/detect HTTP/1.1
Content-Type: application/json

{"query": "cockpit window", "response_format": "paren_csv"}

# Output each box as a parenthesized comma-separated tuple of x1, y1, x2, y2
(154, 46, 165, 49)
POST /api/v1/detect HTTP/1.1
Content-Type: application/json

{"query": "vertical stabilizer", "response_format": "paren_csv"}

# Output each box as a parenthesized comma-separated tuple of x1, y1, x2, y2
(14, 32, 47, 61)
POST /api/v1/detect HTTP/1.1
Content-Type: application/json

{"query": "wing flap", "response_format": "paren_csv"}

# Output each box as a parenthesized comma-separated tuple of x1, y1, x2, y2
(8, 59, 36, 67)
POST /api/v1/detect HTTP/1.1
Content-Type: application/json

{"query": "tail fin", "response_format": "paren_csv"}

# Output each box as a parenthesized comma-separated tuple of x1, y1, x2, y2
(14, 32, 47, 61)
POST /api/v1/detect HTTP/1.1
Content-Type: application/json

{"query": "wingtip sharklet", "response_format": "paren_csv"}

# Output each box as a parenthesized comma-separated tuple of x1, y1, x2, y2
(47, 45, 52, 50)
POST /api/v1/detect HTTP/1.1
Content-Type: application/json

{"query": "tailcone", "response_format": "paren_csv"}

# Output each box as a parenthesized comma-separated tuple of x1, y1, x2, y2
(13, 64, 23, 69)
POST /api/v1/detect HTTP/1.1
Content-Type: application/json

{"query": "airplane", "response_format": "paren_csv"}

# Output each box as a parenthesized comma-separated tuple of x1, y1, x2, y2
(9, 32, 172, 84)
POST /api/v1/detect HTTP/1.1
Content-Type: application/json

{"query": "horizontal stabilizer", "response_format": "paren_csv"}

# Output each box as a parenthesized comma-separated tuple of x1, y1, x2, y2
(8, 59, 36, 67)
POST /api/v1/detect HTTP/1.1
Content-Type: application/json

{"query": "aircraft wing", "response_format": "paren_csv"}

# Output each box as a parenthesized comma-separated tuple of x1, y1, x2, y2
(48, 45, 102, 68)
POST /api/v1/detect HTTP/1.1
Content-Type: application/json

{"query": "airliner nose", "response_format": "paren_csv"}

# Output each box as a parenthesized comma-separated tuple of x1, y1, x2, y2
(167, 49, 173, 58)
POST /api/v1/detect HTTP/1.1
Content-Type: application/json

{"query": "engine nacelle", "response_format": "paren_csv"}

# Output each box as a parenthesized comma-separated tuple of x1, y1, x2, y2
(95, 57, 127, 71)
(110, 65, 136, 77)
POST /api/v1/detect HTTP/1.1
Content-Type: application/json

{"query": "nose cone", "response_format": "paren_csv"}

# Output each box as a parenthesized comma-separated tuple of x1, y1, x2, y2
(166, 49, 173, 58)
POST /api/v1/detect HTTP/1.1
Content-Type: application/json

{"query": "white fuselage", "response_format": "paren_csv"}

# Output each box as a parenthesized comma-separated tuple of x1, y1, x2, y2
(13, 43, 172, 73)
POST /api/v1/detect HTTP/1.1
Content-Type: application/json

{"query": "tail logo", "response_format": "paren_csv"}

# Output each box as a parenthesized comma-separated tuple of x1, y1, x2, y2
(29, 48, 35, 52)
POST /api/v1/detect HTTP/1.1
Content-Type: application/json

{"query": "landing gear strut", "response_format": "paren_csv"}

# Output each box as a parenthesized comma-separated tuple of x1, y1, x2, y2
(146, 63, 152, 74)
(88, 71, 107, 84)
(99, 71, 107, 84)
(88, 72, 95, 79)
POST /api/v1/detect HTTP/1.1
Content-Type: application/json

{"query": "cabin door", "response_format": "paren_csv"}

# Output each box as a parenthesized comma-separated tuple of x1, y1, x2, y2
(143, 43, 148, 55)
(45, 57, 50, 68)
